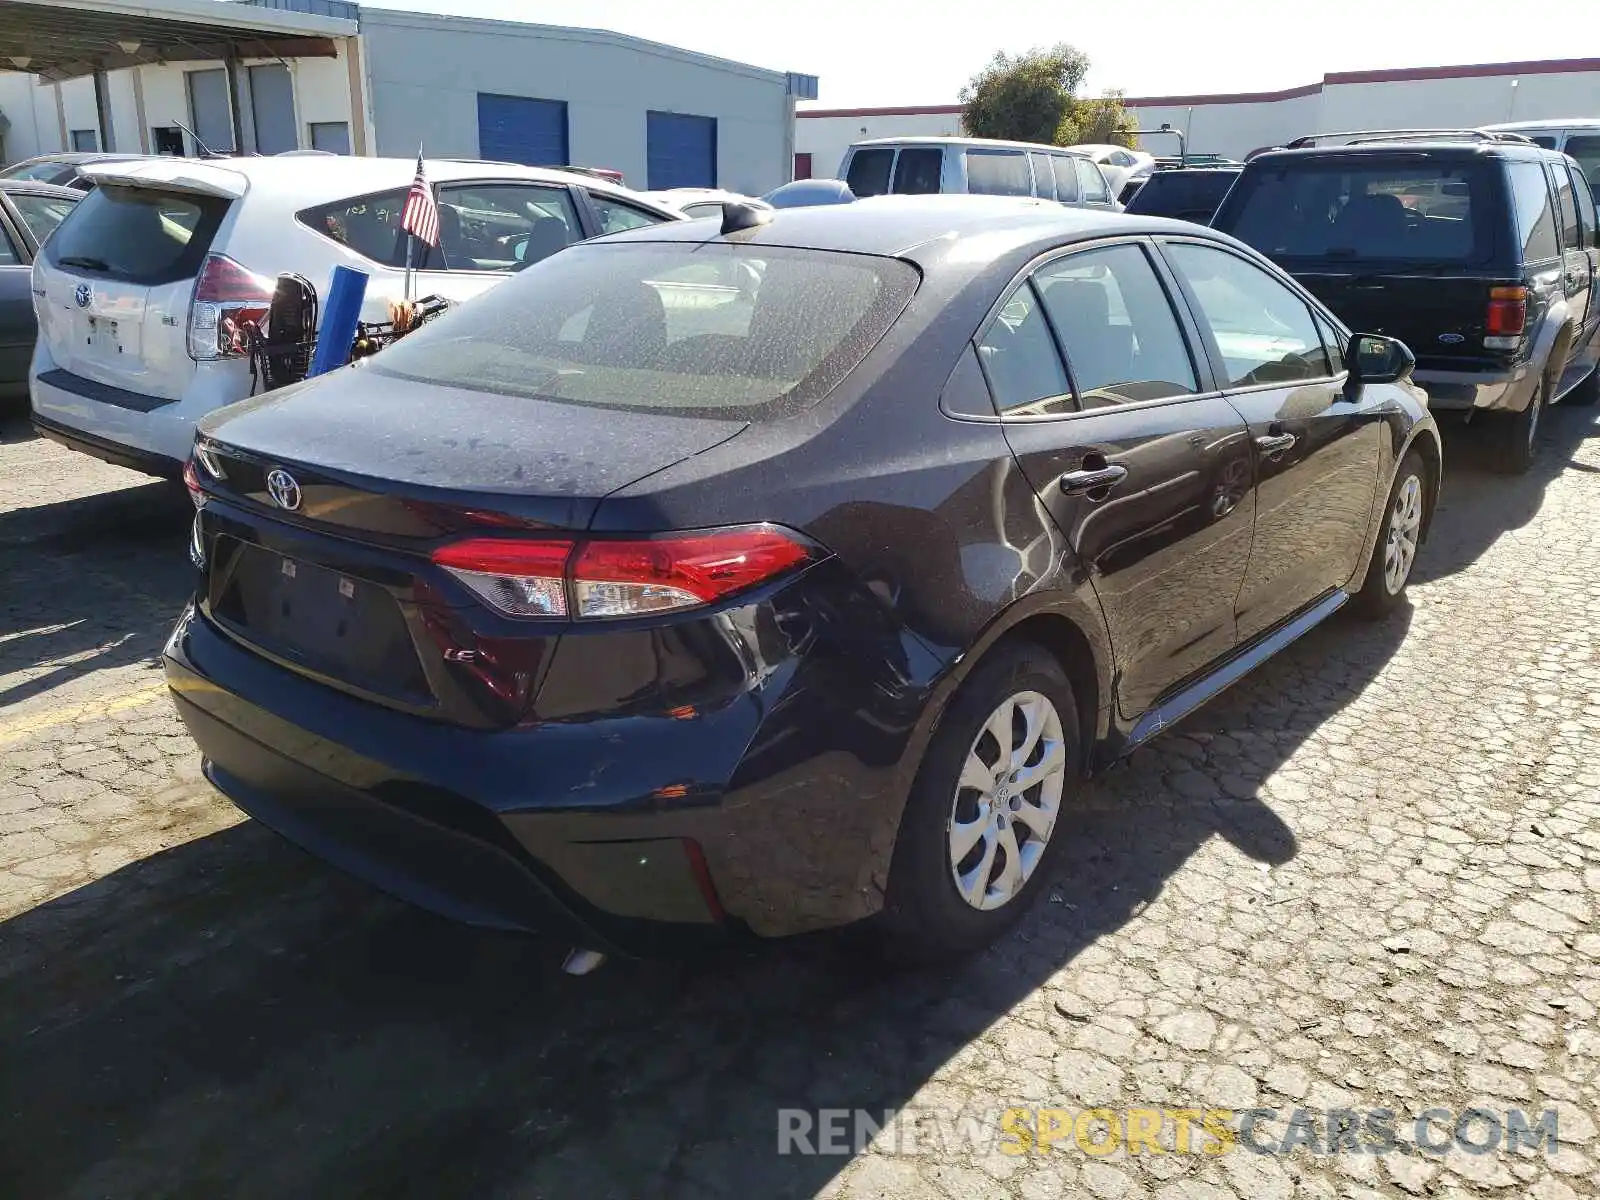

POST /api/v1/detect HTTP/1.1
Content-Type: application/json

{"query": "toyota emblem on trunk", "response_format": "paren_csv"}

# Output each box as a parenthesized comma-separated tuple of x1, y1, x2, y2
(265, 468, 302, 511)
(74, 284, 91, 308)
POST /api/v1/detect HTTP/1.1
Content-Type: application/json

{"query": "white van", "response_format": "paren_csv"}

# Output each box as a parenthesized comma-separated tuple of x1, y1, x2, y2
(1482, 119, 1600, 186)
(838, 137, 1121, 211)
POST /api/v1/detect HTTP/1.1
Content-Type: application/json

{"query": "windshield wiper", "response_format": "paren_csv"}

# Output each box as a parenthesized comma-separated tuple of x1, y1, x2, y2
(58, 255, 111, 271)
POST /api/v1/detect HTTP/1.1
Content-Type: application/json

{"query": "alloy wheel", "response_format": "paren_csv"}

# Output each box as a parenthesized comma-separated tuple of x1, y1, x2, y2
(947, 690, 1067, 911)
(1383, 474, 1424, 595)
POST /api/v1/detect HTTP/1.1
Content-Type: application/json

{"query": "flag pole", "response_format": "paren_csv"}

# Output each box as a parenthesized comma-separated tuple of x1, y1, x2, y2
(403, 142, 423, 305)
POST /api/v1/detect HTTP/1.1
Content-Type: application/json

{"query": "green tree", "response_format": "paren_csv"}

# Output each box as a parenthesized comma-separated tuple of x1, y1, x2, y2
(1058, 91, 1139, 148)
(960, 44, 1090, 145)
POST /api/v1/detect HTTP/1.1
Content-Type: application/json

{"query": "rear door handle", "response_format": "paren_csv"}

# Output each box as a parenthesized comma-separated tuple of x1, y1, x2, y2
(1255, 432, 1297, 456)
(1059, 463, 1128, 496)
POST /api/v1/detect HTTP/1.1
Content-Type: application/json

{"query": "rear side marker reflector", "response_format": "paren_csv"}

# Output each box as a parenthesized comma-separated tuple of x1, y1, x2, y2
(430, 525, 815, 620)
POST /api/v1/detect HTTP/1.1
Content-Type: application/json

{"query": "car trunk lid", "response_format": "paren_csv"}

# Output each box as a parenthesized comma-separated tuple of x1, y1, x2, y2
(193, 367, 747, 728)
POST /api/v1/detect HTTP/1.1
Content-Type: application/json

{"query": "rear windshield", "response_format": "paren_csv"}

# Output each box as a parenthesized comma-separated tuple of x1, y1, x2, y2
(368, 242, 920, 420)
(1124, 172, 1238, 220)
(45, 185, 228, 285)
(1220, 160, 1493, 265)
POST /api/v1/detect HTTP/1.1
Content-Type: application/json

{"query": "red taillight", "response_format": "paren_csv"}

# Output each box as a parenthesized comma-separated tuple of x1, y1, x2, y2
(182, 457, 205, 507)
(572, 530, 812, 618)
(428, 526, 814, 620)
(1485, 285, 1527, 339)
(189, 254, 272, 361)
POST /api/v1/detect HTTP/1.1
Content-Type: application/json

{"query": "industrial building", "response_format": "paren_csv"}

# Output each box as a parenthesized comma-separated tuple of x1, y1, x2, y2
(795, 57, 1600, 177)
(0, 0, 815, 195)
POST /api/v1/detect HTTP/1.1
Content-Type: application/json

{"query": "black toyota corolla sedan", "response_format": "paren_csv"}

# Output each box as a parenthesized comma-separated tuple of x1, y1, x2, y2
(166, 196, 1440, 965)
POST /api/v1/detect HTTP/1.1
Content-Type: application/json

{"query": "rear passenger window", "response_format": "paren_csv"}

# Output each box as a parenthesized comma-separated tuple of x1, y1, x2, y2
(1073, 158, 1111, 203)
(966, 150, 1031, 197)
(892, 149, 943, 195)
(1029, 152, 1057, 201)
(1552, 167, 1581, 250)
(1166, 243, 1334, 386)
(977, 284, 1071, 415)
(1314, 313, 1346, 374)
(845, 149, 895, 198)
(1051, 156, 1080, 203)
(1570, 165, 1597, 249)
(587, 193, 662, 236)
(436, 183, 584, 271)
(1508, 162, 1560, 260)
(300, 188, 413, 267)
(0, 225, 18, 266)
(1036, 243, 1197, 406)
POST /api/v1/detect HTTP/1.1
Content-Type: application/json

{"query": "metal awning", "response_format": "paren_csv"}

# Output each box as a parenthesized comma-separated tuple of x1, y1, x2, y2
(0, 0, 358, 82)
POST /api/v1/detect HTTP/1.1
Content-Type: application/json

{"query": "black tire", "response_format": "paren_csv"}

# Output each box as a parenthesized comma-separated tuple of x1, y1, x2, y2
(877, 641, 1083, 962)
(1493, 377, 1544, 474)
(1353, 450, 1427, 619)
(1566, 365, 1600, 407)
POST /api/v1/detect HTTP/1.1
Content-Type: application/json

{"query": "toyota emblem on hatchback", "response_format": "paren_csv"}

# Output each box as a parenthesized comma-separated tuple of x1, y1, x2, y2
(265, 468, 302, 511)
(74, 283, 91, 308)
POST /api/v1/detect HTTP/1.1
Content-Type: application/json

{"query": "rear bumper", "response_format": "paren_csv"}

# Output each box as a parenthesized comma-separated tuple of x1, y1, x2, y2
(28, 345, 252, 466)
(1412, 364, 1533, 413)
(31, 411, 184, 479)
(163, 593, 929, 948)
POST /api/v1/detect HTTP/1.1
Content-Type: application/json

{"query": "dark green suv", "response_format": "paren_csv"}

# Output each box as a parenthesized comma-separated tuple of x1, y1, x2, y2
(1212, 130, 1600, 472)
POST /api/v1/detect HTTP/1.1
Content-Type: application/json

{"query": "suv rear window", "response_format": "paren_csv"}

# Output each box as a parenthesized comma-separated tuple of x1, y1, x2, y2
(1125, 171, 1239, 220)
(368, 242, 920, 420)
(45, 184, 228, 285)
(1221, 160, 1490, 264)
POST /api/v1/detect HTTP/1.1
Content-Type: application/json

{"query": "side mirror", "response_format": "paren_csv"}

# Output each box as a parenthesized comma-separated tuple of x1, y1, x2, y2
(1347, 333, 1414, 386)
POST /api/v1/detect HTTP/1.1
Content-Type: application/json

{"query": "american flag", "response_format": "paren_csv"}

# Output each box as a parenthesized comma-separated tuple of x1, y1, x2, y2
(400, 153, 439, 247)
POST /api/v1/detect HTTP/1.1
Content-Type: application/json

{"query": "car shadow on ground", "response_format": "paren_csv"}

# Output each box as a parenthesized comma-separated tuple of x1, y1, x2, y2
(0, 472, 191, 707)
(0, 597, 1417, 1199)
(1413, 399, 1599, 584)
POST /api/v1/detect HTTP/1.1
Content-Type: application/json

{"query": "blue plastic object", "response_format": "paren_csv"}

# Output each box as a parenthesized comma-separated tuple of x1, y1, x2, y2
(307, 265, 368, 378)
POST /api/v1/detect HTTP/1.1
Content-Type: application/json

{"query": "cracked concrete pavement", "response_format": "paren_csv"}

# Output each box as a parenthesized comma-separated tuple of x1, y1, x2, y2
(1, 404, 1597, 1199)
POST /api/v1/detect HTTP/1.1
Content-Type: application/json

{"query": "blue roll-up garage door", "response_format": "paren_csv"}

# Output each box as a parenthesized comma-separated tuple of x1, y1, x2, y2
(478, 93, 568, 166)
(647, 112, 716, 190)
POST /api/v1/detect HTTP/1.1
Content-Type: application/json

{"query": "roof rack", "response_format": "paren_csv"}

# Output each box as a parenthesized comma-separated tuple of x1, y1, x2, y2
(1283, 128, 1538, 149)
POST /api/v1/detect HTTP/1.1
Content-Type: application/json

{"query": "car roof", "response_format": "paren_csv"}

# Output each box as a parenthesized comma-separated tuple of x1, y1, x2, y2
(850, 136, 1091, 157)
(76, 155, 680, 214)
(594, 193, 1229, 263)
(7, 151, 146, 168)
(1484, 118, 1600, 132)
(0, 178, 82, 199)
(1147, 165, 1242, 175)
(1246, 140, 1555, 164)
